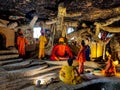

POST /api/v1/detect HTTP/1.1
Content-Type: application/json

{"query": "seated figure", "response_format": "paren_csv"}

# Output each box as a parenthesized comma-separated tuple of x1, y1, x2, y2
(102, 52, 116, 77)
(50, 37, 73, 61)
(59, 58, 82, 84)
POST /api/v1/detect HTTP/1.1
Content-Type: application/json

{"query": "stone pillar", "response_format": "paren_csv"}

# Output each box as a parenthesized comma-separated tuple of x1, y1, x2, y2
(57, 5, 66, 37)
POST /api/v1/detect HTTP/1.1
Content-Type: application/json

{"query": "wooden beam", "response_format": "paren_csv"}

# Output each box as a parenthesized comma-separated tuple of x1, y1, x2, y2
(101, 16, 120, 26)
(65, 13, 82, 17)
(100, 26, 120, 33)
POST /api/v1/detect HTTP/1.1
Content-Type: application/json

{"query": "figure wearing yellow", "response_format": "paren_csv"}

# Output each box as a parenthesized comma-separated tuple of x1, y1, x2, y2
(59, 59, 82, 84)
(38, 31, 47, 59)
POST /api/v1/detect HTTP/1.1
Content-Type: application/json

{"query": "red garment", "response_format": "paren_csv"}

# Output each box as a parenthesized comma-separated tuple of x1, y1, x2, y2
(50, 44, 73, 60)
(17, 36, 28, 57)
(103, 58, 116, 76)
(76, 46, 86, 63)
(76, 46, 86, 74)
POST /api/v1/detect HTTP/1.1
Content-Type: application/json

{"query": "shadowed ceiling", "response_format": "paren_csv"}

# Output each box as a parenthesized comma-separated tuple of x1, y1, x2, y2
(0, 0, 120, 23)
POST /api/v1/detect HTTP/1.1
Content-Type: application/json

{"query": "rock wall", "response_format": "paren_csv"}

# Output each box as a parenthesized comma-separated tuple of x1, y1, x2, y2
(110, 33, 120, 61)
(0, 26, 15, 48)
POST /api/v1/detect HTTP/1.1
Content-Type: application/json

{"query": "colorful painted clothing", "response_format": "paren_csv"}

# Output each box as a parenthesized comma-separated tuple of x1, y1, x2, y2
(59, 65, 82, 84)
(38, 35, 47, 59)
(76, 46, 86, 74)
(102, 58, 116, 76)
(50, 44, 73, 60)
(17, 36, 28, 57)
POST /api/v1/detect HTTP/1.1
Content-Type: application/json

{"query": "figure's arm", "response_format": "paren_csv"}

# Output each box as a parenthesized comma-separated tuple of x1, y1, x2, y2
(87, 46, 91, 55)
(51, 45, 59, 60)
(44, 36, 47, 45)
(65, 45, 73, 59)
(74, 67, 80, 76)
(25, 38, 28, 45)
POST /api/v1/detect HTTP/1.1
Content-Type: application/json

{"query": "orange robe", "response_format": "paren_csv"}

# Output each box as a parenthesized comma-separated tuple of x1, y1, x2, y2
(102, 59, 116, 76)
(76, 46, 86, 74)
(17, 36, 28, 57)
(38, 35, 47, 59)
(50, 44, 73, 60)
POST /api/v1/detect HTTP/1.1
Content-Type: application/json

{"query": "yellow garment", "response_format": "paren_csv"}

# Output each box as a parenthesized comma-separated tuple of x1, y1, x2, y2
(59, 37, 64, 42)
(38, 35, 47, 58)
(59, 66, 82, 84)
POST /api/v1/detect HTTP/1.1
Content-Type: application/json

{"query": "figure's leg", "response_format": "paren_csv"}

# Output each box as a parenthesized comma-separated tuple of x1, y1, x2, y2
(41, 48, 45, 59)
(38, 48, 42, 59)
(78, 62, 84, 74)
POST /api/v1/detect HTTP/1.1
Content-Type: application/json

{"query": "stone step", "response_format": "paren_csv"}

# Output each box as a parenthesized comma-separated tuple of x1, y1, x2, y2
(0, 58, 23, 65)
(0, 50, 18, 55)
(0, 54, 19, 60)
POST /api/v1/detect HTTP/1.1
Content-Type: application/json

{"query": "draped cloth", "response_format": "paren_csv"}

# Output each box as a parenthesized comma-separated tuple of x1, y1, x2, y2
(76, 46, 86, 74)
(17, 36, 28, 57)
(38, 35, 47, 59)
(59, 65, 82, 84)
(50, 44, 73, 61)
(102, 58, 116, 76)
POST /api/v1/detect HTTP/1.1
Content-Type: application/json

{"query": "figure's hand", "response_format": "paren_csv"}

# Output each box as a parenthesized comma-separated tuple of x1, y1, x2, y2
(55, 56, 59, 61)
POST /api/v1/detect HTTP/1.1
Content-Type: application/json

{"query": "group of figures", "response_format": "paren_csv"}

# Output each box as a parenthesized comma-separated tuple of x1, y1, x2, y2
(16, 28, 116, 85)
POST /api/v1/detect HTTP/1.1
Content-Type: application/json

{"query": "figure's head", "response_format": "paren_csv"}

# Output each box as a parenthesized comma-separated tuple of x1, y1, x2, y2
(41, 28, 45, 35)
(59, 37, 64, 43)
(85, 38, 90, 45)
(17, 28, 23, 35)
(81, 40, 85, 47)
(67, 58, 73, 66)
(18, 28, 21, 32)
(41, 32, 44, 35)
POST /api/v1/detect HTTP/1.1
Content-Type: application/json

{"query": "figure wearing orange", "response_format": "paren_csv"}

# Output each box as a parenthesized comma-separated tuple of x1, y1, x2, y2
(17, 33, 28, 58)
(76, 40, 86, 74)
(50, 37, 73, 61)
(102, 53, 116, 76)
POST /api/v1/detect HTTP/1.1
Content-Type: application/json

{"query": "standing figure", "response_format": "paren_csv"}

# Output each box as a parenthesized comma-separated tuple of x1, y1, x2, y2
(76, 40, 86, 74)
(102, 52, 116, 76)
(17, 32, 28, 58)
(85, 38, 91, 61)
(50, 37, 73, 61)
(38, 30, 47, 59)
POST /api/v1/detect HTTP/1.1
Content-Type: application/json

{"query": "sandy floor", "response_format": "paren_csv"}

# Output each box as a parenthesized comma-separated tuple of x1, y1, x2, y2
(21, 68, 120, 90)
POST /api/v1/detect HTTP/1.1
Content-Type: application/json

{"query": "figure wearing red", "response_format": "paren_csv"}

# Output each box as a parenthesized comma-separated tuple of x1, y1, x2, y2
(17, 32, 28, 58)
(50, 37, 73, 61)
(76, 40, 86, 74)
